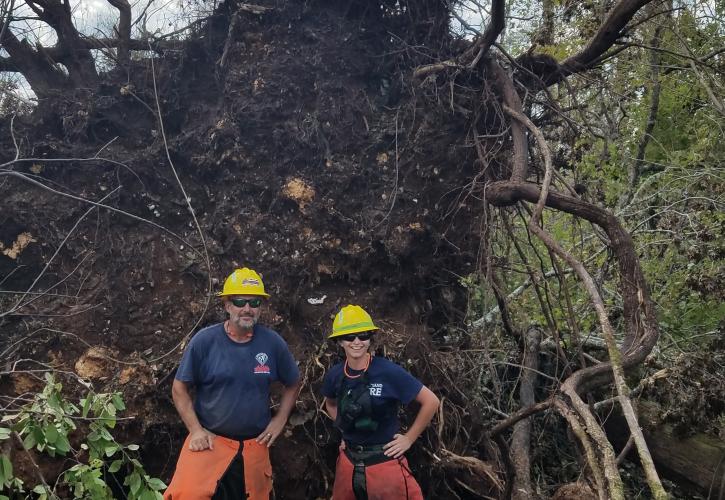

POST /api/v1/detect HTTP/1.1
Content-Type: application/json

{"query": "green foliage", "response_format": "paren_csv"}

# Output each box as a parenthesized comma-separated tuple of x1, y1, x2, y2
(5, 373, 78, 458)
(0, 440, 25, 496)
(0, 375, 166, 499)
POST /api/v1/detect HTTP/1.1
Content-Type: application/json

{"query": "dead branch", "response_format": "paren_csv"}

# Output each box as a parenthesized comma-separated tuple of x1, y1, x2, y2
(689, 59, 725, 116)
(489, 400, 552, 436)
(511, 326, 542, 500)
(413, 60, 461, 80)
(471, 267, 564, 328)
(238, 3, 272, 15)
(438, 448, 504, 494)
(218, 11, 241, 69)
(553, 398, 610, 499)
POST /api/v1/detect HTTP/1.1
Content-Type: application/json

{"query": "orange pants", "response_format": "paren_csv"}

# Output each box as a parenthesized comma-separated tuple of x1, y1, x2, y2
(164, 435, 272, 500)
(332, 450, 423, 500)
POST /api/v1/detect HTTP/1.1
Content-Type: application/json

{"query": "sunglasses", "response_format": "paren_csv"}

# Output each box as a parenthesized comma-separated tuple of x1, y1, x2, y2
(229, 297, 263, 308)
(338, 332, 374, 342)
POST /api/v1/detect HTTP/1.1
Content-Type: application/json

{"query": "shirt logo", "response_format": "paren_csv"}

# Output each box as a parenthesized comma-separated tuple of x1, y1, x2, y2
(369, 383, 382, 397)
(254, 352, 270, 374)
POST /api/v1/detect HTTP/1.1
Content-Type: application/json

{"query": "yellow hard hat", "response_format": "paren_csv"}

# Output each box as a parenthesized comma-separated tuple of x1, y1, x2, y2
(218, 268, 270, 297)
(329, 305, 379, 339)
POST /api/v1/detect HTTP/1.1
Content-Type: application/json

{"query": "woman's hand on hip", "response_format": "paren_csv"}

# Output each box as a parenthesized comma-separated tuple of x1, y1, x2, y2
(383, 433, 413, 459)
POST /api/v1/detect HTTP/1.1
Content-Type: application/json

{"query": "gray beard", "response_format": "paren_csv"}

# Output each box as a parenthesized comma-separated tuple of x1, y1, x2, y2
(233, 316, 257, 332)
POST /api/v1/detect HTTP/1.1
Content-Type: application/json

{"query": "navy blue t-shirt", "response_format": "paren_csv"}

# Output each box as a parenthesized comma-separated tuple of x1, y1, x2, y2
(321, 356, 423, 446)
(175, 323, 299, 439)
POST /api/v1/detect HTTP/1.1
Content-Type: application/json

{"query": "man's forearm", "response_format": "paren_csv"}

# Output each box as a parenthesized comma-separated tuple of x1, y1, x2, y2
(172, 380, 203, 433)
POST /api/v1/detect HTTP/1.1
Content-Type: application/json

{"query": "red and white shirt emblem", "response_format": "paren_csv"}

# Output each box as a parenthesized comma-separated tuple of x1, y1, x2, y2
(254, 352, 270, 374)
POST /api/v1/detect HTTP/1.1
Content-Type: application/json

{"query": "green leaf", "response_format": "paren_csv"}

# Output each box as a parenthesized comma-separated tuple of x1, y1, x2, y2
(127, 444, 139, 451)
(104, 403, 117, 418)
(108, 459, 123, 473)
(111, 394, 126, 411)
(81, 397, 91, 418)
(0, 455, 11, 485)
(32, 427, 45, 445)
(54, 434, 71, 454)
(44, 425, 58, 444)
(128, 472, 142, 495)
(22, 432, 36, 450)
(105, 443, 119, 457)
(145, 477, 167, 490)
(0, 428, 11, 440)
(139, 488, 157, 500)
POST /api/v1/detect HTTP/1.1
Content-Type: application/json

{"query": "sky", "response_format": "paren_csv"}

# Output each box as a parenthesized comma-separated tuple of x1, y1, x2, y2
(2, 0, 191, 101)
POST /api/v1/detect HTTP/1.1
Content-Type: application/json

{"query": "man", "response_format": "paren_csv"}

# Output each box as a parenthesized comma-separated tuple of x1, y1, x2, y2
(164, 267, 300, 500)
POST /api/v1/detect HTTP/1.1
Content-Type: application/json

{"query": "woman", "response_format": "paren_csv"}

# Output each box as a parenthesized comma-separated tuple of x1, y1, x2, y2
(322, 305, 440, 499)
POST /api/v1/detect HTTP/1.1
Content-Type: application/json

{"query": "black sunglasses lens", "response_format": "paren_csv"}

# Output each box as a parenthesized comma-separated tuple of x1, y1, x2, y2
(231, 298, 262, 308)
(341, 333, 373, 342)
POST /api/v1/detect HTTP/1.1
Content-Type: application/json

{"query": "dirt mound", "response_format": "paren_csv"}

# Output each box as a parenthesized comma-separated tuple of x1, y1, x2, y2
(0, 1, 494, 496)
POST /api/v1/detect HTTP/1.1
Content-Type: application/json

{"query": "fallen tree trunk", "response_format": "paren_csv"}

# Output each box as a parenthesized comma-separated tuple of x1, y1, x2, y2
(606, 400, 725, 498)
(639, 402, 725, 498)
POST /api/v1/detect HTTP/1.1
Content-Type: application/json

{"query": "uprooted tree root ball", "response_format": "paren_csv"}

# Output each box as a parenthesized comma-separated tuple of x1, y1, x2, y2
(1, 0, 723, 498)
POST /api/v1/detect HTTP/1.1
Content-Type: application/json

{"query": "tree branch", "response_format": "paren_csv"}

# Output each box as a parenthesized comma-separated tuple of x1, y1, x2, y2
(413, 0, 504, 78)
(490, 60, 528, 181)
(560, 0, 654, 77)
(520, 0, 655, 85)
(105, 0, 131, 66)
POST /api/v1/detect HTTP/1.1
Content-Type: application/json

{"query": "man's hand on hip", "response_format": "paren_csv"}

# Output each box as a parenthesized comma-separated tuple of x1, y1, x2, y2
(255, 415, 286, 448)
(189, 428, 215, 451)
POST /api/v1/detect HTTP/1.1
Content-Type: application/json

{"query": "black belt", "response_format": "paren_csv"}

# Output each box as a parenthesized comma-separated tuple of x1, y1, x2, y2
(344, 444, 391, 466)
(215, 432, 259, 443)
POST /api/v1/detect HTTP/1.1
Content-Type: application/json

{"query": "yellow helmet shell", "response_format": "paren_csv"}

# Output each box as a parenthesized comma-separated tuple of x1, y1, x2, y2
(218, 268, 270, 297)
(329, 305, 379, 339)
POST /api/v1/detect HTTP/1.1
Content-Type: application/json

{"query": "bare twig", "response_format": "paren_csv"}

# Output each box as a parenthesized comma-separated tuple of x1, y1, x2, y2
(0, 171, 197, 255)
(145, 43, 212, 363)
(0, 188, 118, 318)
(11, 430, 59, 499)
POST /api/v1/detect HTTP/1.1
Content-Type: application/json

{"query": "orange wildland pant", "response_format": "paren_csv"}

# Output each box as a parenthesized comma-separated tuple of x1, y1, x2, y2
(164, 435, 272, 500)
(332, 450, 424, 500)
